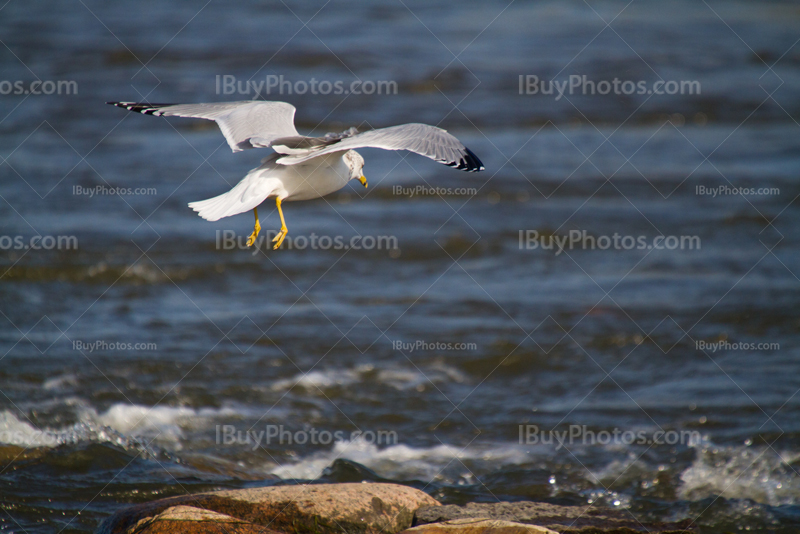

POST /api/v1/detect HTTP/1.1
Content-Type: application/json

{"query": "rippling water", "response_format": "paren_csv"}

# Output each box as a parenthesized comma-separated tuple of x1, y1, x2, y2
(1, 1, 800, 532)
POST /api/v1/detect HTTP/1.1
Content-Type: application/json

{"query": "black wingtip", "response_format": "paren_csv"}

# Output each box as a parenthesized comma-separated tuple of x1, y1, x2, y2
(106, 102, 176, 115)
(464, 147, 484, 172)
(452, 147, 484, 172)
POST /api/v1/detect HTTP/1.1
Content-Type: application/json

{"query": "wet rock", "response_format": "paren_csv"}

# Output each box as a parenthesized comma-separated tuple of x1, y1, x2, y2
(123, 506, 274, 534)
(98, 482, 440, 534)
(402, 518, 558, 534)
(319, 458, 394, 483)
(414, 502, 694, 534)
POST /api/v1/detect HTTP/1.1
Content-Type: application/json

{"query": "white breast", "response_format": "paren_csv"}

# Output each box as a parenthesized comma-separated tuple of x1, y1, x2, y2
(277, 152, 351, 202)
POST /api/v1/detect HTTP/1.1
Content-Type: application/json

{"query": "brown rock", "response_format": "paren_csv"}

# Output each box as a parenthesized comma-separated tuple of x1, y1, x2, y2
(98, 483, 441, 534)
(124, 506, 275, 534)
(402, 518, 558, 534)
(414, 502, 694, 534)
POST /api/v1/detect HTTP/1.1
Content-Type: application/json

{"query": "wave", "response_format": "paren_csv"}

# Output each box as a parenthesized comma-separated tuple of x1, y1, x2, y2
(271, 437, 800, 508)
(4, 399, 799, 509)
(0, 409, 159, 455)
(270, 363, 468, 393)
(94, 403, 242, 444)
(269, 439, 530, 482)
(679, 441, 800, 507)
(0, 402, 246, 449)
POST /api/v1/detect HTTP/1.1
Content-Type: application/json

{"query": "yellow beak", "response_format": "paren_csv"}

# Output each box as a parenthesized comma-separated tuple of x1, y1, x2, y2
(358, 175, 368, 188)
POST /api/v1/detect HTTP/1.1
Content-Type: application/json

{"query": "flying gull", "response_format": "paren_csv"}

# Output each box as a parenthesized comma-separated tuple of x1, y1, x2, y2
(109, 100, 484, 249)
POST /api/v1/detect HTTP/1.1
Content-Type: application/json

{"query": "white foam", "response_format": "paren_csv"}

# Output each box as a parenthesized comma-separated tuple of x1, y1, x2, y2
(0, 409, 134, 450)
(0, 411, 61, 447)
(270, 439, 530, 481)
(375, 362, 468, 390)
(271, 363, 468, 393)
(98, 405, 207, 442)
(679, 441, 800, 506)
(42, 373, 79, 391)
(375, 369, 425, 389)
(271, 370, 361, 392)
(0, 402, 245, 449)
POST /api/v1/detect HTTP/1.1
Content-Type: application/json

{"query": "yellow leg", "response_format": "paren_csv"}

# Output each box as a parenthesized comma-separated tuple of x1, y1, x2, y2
(246, 207, 261, 247)
(272, 198, 288, 250)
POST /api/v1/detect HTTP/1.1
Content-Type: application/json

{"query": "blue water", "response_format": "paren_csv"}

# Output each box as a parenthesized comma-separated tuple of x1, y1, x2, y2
(1, 1, 799, 532)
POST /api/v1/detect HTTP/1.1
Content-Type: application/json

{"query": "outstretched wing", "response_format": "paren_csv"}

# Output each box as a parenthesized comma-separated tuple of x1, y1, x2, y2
(275, 123, 484, 172)
(107, 101, 299, 153)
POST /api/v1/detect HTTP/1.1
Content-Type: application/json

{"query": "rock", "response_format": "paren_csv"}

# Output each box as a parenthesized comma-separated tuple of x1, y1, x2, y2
(98, 482, 440, 534)
(402, 518, 559, 534)
(124, 506, 274, 534)
(414, 502, 694, 534)
(319, 459, 394, 483)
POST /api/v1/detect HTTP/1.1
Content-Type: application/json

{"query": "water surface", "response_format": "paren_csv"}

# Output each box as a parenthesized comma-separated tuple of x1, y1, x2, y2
(1, 1, 799, 532)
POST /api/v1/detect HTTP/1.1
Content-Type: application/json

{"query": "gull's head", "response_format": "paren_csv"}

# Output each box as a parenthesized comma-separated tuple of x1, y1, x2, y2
(344, 150, 367, 188)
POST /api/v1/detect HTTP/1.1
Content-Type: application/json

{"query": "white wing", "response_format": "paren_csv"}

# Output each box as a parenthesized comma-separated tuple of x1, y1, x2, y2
(108, 100, 299, 153)
(275, 123, 484, 172)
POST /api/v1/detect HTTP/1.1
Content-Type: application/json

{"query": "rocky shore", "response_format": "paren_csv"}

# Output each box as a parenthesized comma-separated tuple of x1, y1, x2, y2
(97, 483, 694, 534)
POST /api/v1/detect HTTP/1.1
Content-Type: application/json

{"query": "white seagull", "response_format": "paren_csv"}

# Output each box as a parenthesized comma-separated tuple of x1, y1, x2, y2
(109, 100, 484, 249)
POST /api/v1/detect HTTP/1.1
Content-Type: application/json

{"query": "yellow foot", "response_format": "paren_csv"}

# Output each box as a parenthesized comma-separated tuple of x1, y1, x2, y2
(247, 219, 261, 247)
(272, 226, 288, 250)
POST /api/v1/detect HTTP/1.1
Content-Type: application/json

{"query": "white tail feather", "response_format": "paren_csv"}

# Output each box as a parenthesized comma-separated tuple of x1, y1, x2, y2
(188, 165, 280, 221)
(188, 194, 241, 221)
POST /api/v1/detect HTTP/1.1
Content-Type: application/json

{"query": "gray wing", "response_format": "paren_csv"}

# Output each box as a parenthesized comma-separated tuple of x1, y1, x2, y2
(108, 101, 299, 152)
(275, 123, 485, 172)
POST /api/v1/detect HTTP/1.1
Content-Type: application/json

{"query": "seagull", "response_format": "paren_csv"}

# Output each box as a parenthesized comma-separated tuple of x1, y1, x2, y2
(108, 100, 484, 249)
